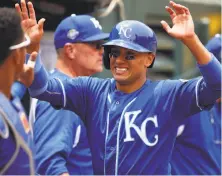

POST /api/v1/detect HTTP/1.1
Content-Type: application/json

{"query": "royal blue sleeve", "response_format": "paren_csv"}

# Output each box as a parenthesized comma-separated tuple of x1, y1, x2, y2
(34, 100, 79, 175)
(28, 54, 91, 118)
(161, 55, 221, 124)
(11, 81, 27, 100)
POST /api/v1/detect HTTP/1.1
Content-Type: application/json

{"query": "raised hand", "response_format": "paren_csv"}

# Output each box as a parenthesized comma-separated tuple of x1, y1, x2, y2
(18, 52, 38, 87)
(15, 0, 45, 53)
(161, 1, 195, 42)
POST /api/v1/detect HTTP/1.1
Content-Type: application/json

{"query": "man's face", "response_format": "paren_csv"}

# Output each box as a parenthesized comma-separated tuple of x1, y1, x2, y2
(109, 46, 152, 85)
(74, 41, 104, 75)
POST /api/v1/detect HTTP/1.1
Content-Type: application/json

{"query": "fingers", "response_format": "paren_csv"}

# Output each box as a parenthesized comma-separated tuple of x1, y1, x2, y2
(165, 6, 176, 21)
(38, 18, 46, 32)
(27, 60, 35, 69)
(169, 1, 190, 15)
(169, 1, 184, 15)
(27, 52, 38, 68)
(17, 0, 39, 22)
(160, 20, 171, 35)
(27, 1, 36, 20)
(20, 0, 29, 20)
(176, 4, 190, 15)
(20, 63, 34, 87)
(15, 3, 22, 18)
(19, 52, 37, 87)
(30, 51, 38, 61)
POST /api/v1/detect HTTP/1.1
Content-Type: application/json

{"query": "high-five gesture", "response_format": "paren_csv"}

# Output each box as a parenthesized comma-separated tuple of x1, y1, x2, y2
(15, 0, 45, 53)
(18, 52, 38, 87)
(161, 1, 211, 64)
(161, 1, 195, 41)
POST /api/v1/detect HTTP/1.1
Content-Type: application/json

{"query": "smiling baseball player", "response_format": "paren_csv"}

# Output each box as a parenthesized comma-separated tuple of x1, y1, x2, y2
(21, 1, 221, 175)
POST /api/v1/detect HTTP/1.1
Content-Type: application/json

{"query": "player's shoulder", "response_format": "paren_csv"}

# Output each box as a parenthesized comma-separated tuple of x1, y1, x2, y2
(142, 79, 166, 98)
(0, 93, 15, 115)
(151, 78, 197, 96)
(146, 79, 164, 90)
(84, 76, 112, 90)
(161, 77, 200, 86)
(87, 76, 110, 83)
(50, 69, 110, 87)
(0, 93, 11, 139)
(0, 109, 9, 139)
(49, 69, 70, 79)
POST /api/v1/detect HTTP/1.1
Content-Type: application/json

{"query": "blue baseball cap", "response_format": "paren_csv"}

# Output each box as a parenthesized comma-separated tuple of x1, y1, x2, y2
(205, 34, 221, 62)
(54, 14, 109, 49)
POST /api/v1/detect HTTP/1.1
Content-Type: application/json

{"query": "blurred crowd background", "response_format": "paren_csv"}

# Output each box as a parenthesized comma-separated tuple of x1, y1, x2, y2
(0, 0, 221, 112)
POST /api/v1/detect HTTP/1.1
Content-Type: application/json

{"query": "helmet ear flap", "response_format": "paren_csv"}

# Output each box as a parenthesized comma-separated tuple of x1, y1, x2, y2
(103, 46, 111, 69)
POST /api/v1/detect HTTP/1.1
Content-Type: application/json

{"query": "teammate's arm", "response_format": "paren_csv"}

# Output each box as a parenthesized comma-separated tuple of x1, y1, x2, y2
(161, 59, 220, 125)
(161, 1, 213, 65)
(15, 0, 45, 54)
(24, 54, 90, 118)
(11, 50, 38, 99)
(159, 1, 221, 121)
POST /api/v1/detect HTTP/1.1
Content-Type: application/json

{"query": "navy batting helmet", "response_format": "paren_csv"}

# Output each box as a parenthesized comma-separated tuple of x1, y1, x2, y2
(103, 20, 157, 69)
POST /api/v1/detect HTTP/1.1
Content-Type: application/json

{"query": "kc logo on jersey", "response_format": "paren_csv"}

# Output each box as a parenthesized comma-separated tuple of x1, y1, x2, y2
(123, 110, 159, 146)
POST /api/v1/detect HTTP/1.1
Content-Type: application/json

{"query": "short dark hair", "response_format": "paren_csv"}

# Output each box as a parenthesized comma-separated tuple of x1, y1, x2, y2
(0, 7, 23, 65)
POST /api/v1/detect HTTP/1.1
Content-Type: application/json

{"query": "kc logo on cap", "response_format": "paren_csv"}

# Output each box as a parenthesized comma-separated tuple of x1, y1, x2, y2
(90, 18, 102, 30)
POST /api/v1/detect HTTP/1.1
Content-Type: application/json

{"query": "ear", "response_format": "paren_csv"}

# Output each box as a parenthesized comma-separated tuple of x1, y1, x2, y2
(144, 53, 155, 68)
(64, 43, 76, 60)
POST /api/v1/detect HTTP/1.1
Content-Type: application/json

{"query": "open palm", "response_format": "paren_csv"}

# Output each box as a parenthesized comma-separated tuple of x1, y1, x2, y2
(15, 0, 45, 45)
(161, 1, 195, 41)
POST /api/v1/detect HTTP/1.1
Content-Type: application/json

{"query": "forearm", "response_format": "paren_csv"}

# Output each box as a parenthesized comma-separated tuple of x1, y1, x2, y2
(26, 43, 40, 54)
(183, 34, 212, 65)
(196, 55, 221, 109)
(198, 55, 221, 90)
(171, 55, 221, 118)
(10, 52, 41, 99)
(28, 54, 64, 107)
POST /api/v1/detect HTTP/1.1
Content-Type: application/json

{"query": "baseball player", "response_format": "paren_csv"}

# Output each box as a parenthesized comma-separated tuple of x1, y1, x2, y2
(171, 34, 221, 175)
(13, 0, 106, 175)
(22, 1, 221, 175)
(31, 15, 108, 175)
(0, 7, 38, 174)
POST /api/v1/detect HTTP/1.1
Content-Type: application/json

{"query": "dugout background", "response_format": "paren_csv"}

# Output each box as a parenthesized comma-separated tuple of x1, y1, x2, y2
(0, 0, 221, 113)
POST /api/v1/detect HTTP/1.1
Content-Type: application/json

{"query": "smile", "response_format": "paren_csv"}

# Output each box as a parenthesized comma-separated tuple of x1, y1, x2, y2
(115, 67, 128, 74)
